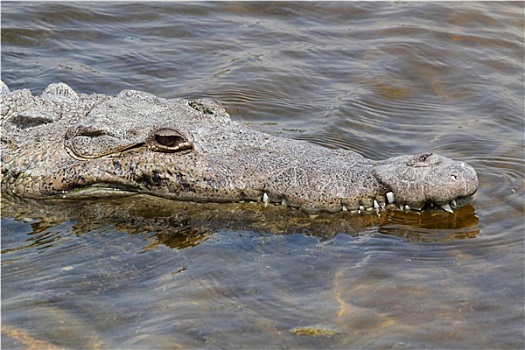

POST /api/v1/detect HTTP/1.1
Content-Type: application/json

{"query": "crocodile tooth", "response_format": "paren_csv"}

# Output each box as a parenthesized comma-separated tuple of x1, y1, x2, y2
(451, 199, 457, 207)
(404, 205, 411, 210)
(373, 200, 380, 209)
(342, 205, 348, 211)
(441, 203, 454, 213)
(386, 192, 395, 204)
(359, 205, 365, 211)
(399, 204, 404, 210)
(262, 192, 269, 207)
(281, 198, 288, 206)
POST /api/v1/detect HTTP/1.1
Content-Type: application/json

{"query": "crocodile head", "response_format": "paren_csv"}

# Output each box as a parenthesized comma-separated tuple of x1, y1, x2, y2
(1, 82, 478, 214)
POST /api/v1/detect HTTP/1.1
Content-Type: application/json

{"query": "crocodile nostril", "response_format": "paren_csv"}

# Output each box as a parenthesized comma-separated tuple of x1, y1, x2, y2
(418, 153, 432, 162)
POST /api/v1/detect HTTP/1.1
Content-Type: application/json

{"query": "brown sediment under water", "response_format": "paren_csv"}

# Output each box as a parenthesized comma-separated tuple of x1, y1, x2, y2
(1, 2, 523, 349)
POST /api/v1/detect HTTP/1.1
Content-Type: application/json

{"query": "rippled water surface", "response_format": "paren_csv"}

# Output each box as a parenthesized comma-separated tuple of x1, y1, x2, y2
(1, 2, 524, 349)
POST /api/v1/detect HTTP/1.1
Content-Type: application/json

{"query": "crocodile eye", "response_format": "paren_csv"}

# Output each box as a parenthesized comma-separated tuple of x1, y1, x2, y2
(148, 127, 192, 153)
(155, 134, 185, 147)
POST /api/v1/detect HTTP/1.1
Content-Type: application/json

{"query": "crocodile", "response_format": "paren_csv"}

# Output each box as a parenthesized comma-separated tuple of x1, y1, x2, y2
(0, 82, 478, 214)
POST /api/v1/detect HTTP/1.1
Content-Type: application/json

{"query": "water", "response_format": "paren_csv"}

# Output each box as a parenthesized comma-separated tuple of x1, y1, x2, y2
(1, 2, 524, 349)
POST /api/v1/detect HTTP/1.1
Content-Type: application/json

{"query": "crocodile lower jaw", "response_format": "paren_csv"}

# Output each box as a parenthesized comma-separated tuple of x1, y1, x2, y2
(261, 190, 474, 214)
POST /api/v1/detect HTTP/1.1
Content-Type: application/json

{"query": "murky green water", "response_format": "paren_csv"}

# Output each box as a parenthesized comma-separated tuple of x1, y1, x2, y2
(1, 2, 524, 349)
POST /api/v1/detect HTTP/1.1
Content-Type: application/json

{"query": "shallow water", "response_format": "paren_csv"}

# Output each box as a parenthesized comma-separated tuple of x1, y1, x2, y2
(1, 2, 524, 349)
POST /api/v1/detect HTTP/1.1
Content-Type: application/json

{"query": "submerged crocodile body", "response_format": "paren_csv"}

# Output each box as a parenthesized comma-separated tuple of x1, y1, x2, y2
(1, 82, 478, 213)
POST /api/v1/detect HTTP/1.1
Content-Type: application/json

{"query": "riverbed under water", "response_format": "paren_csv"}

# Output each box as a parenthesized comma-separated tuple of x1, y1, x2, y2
(1, 2, 524, 349)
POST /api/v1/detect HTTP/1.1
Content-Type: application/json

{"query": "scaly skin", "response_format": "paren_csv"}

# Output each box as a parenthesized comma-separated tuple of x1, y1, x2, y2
(1, 82, 478, 213)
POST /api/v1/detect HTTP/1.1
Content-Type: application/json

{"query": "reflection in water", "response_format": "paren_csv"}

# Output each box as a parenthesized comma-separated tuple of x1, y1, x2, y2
(1, 196, 487, 348)
(0, 195, 519, 349)
(378, 205, 480, 242)
(1, 194, 480, 253)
